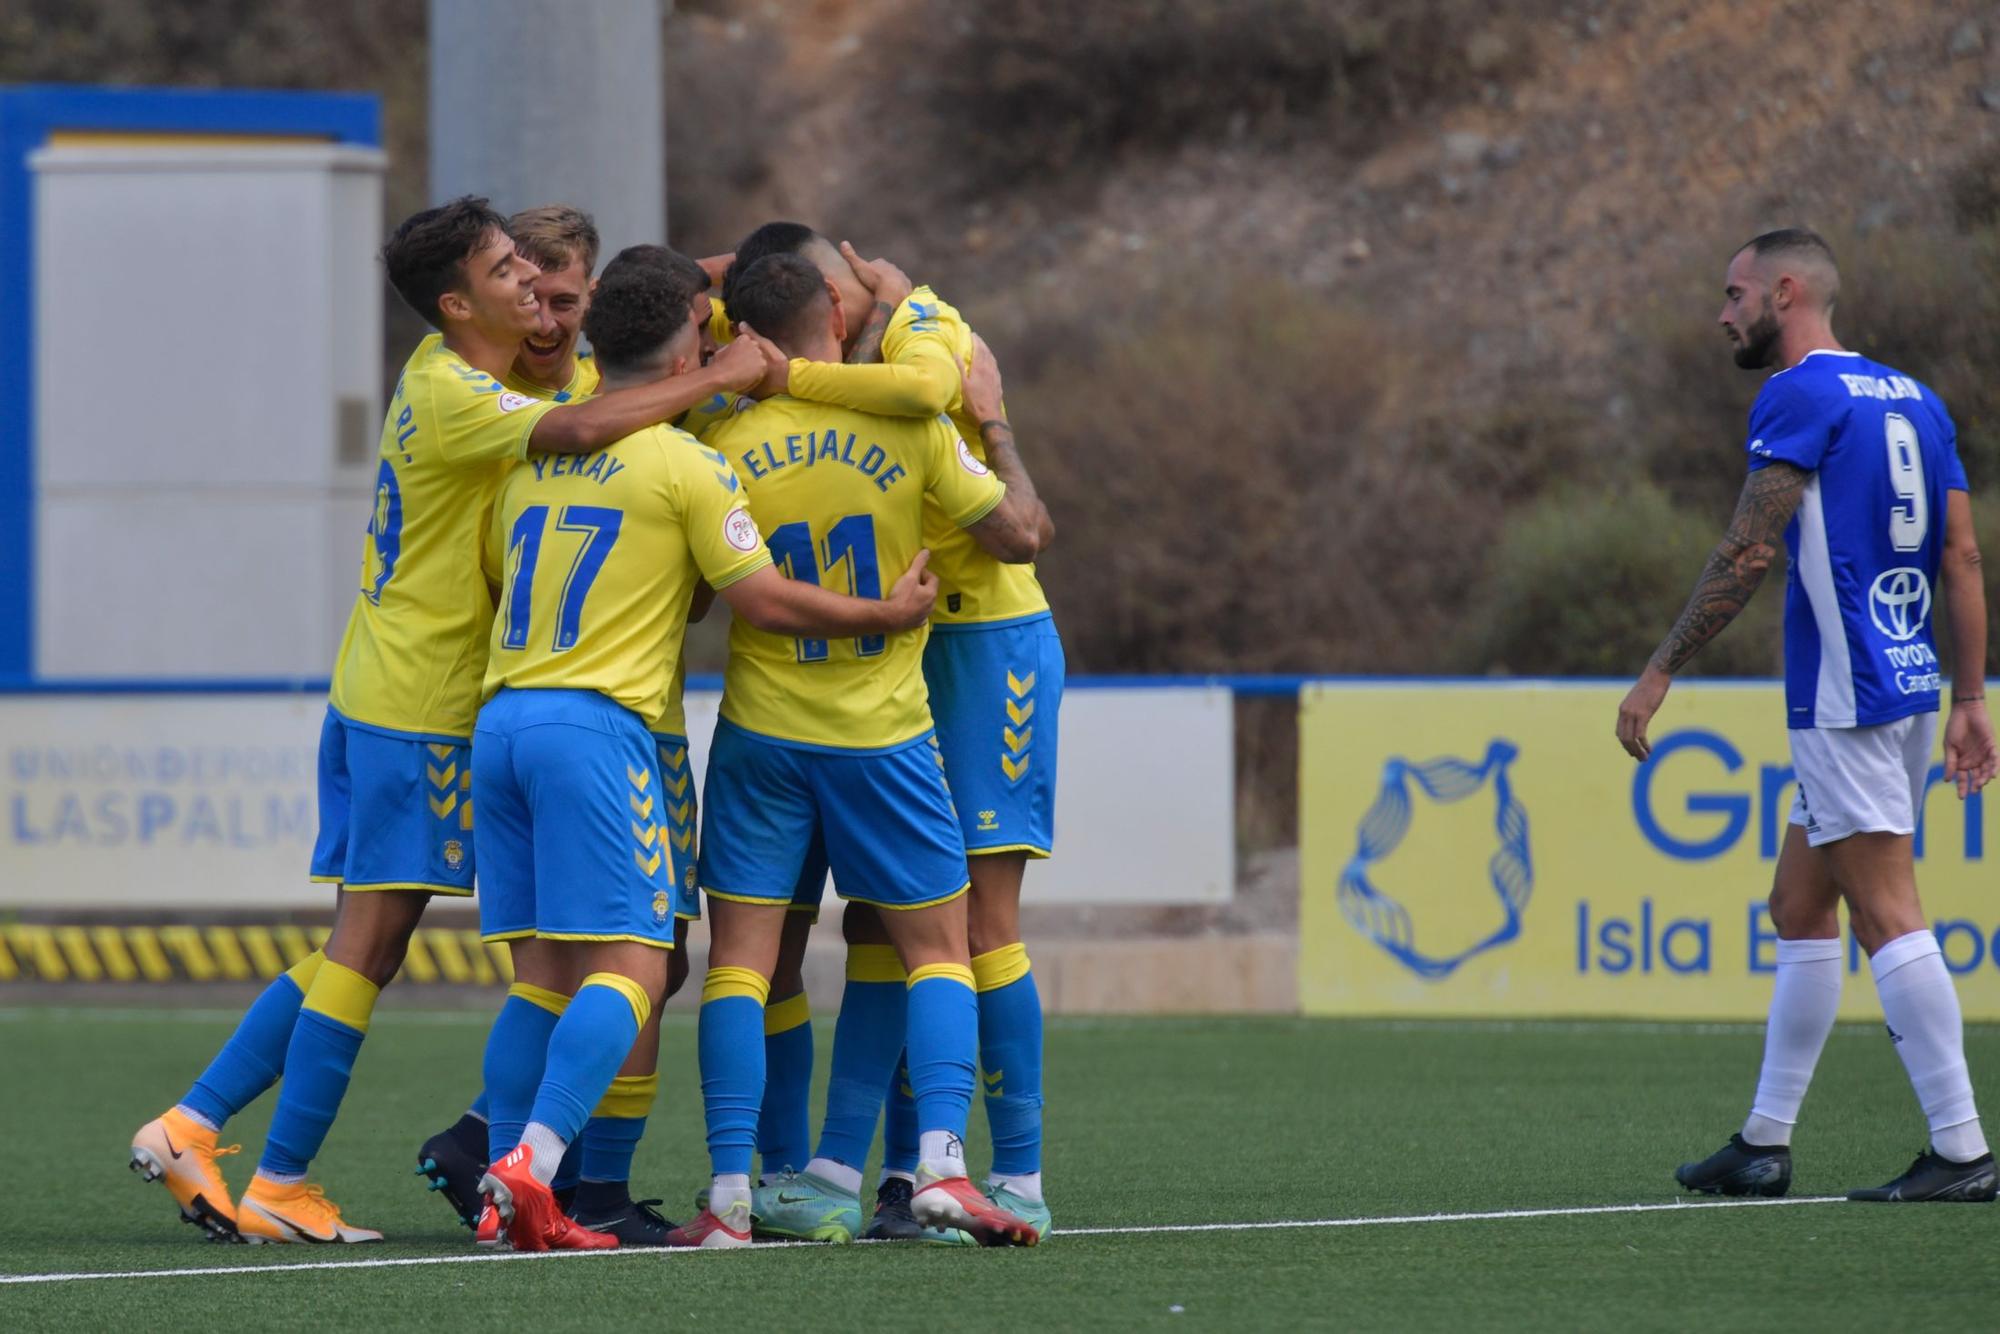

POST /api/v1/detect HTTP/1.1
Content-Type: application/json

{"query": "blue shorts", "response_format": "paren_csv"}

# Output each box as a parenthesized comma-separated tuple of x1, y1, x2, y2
(309, 706, 475, 895)
(652, 732, 703, 921)
(924, 613, 1065, 858)
(473, 688, 681, 949)
(698, 719, 968, 911)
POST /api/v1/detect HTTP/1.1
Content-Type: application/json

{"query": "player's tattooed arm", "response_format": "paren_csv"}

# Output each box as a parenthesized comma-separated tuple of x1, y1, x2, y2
(1618, 461, 1807, 761)
(962, 333, 1054, 558)
(840, 243, 913, 365)
(1647, 462, 1809, 676)
(846, 300, 897, 365)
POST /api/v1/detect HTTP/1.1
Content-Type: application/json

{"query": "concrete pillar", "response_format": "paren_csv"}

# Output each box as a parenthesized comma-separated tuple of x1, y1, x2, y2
(428, 0, 665, 262)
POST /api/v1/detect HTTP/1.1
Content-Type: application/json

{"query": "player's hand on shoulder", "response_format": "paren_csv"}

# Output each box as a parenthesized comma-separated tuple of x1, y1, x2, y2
(883, 548, 938, 629)
(1615, 667, 1670, 762)
(1943, 698, 1998, 798)
(962, 332, 1005, 424)
(733, 323, 790, 395)
(710, 335, 767, 394)
(839, 241, 914, 309)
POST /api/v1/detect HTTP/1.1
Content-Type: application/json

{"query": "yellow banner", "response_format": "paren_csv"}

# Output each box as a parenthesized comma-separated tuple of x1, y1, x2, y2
(1299, 682, 2000, 1020)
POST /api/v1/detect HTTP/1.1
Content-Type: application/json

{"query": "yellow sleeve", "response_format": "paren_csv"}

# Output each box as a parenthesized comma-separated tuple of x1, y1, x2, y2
(428, 368, 559, 467)
(681, 441, 774, 590)
(707, 296, 735, 348)
(920, 414, 1006, 528)
(785, 288, 967, 418)
(785, 336, 960, 418)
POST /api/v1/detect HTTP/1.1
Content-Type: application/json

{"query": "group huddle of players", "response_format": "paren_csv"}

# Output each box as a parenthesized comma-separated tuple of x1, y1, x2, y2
(127, 199, 1063, 1250)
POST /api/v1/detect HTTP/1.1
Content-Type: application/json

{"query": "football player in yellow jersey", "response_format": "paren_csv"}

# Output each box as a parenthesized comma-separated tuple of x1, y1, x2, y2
(468, 257, 937, 1252)
(504, 204, 602, 403)
(707, 223, 1064, 1242)
(130, 197, 767, 1246)
(417, 205, 668, 1239)
(667, 253, 1044, 1249)
(431, 238, 740, 1248)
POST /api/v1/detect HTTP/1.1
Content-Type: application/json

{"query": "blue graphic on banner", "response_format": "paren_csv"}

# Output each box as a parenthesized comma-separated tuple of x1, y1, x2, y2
(1338, 740, 1531, 979)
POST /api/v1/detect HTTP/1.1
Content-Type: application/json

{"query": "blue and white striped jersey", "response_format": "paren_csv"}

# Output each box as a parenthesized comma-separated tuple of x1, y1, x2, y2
(1747, 349, 1967, 729)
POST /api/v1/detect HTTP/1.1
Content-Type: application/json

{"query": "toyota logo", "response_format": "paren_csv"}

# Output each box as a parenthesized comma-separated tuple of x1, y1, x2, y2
(1868, 567, 1932, 641)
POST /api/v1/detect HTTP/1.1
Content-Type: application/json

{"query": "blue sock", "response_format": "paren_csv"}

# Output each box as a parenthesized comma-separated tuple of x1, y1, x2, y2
(905, 965, 978, 1150)
(817, 946, 908, 1170)
(179, 952, 321, 1128)
(526, 974, 649, 1146)
(483, 984, 569, 1158)
(699, 967, 771, 1178)
(883, 1056, 919, 1175)
(758, 990, 814, 1176)
(552, 1141, 582, 1194)
(974, 946, 1045, 1176)
(469, 1090, 490, 1122)
(582, 1073, 659, 1184)
(258, 959, 379, 1179)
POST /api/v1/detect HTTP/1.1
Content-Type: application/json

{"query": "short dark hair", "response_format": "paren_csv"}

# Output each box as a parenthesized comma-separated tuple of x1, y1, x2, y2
(582, 264, 696, 375)
(1738, 227, 1840, 304)
(508, 204, 600, 276)
(381, 196, 509, 330)
(721, 220, 820, 313)
(725, 253, 831, 353)
(1741, 226, 1837, 266)
(598, 243, 710, 306)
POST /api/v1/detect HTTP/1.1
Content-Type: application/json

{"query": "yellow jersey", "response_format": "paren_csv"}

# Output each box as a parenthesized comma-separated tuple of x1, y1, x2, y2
(498, 351, 708, 737)
(503, 350, 600, 403)
(329, 334, 559, 739)
(785, 287, 1050, 627)
(704, 395, 1007, 749)
(483, 425, 770, 727)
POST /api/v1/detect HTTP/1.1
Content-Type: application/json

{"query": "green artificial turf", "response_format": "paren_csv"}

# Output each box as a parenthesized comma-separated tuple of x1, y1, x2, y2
(2, 1006, 1996, 1330)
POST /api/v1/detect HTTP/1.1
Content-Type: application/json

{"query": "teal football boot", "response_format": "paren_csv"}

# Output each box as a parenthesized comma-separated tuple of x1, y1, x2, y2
(985, 1181, 1052, 1238)
(750, 1169, 863, 1243)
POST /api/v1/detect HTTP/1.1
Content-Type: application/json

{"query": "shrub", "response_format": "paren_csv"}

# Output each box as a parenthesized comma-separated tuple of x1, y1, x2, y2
(1458, 484, 1782, 677)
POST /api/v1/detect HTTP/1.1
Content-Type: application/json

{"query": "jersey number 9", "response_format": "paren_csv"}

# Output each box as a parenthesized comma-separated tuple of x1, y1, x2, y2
(1885, 412, 1927, 553)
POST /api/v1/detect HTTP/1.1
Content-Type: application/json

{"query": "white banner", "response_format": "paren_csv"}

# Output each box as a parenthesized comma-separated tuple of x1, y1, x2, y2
(0, 687, 1233, 909)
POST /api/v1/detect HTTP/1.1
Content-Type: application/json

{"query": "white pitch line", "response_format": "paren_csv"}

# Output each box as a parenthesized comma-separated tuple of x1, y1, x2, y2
(0, 1196, 1846, 1287)
(1056, 1195, 1846, 1236)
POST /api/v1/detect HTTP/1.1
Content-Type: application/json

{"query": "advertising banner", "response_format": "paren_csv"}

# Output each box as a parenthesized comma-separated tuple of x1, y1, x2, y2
(1299, 682, 1999, 1020)
(1, 686, 1233, 910)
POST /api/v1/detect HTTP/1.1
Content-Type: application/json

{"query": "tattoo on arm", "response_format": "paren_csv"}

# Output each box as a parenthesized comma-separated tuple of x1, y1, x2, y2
(846, 301, 896, 365)
(979, 418, 1042, 511)
(1647, 462, 1810, 676)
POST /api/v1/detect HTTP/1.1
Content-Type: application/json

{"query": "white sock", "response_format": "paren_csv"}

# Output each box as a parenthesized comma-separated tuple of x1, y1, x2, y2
(257, 1168, 306, 1187)
(1871, 929, 1989, 1163)
(518, 1122, 568, 1186)
(709, 1172, 751, 1215)
(988, 1170, 1043, 1203)
(174, 1104, 221, 1133)
(882, 1168, 916, 1187)
(805, 1156, 864, 1196)
(918, 1130, 966, 1181)
(1743, 937, 1844, 1147)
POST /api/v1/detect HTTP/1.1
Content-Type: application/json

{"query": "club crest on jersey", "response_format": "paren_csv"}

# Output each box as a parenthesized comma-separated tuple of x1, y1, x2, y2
(652, 890, 670, 925)
(723, 506, 761, 553)
(956, 437, 990, 476)
(443, 839, 466, 871)
(1868, 567, 1931, 641)
(497, 390, 538, 413)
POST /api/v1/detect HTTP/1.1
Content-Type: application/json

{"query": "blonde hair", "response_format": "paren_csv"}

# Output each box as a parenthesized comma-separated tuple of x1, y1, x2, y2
(508, 204, 600, 277)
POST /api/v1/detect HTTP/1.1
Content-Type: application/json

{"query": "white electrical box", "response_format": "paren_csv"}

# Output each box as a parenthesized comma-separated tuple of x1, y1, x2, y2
(30, 142, 386, 678)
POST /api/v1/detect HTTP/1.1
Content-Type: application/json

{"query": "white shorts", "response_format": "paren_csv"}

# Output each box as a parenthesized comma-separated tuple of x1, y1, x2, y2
(1787, 713, 1938, 847)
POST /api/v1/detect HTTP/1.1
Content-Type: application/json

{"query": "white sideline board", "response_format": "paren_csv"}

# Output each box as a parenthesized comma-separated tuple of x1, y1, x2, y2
(0, 688, 1234, 909)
